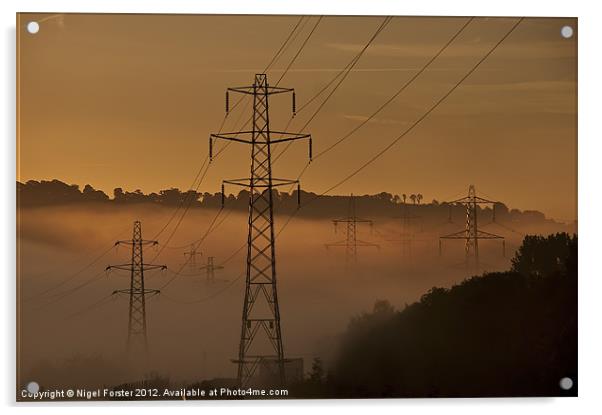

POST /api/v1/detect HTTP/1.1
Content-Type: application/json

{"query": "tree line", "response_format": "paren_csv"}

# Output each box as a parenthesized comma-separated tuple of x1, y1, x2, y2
(17, 179, 555, 224)
(291, 233, 577, 398)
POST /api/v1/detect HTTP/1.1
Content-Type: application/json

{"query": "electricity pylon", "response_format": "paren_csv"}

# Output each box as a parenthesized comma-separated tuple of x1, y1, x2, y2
(394, 203, 422, 260)
(439, 185, 505, 273)
(106, 220, 167, 355)
(326, 194, 379, 268)
(209, 74, 312, 388)
(184, 243, 202, 272)
(199, 256, 224, 284)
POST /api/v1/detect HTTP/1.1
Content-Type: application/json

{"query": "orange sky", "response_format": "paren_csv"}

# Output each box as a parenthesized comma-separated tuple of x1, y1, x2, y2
(17, 14, 577, 220)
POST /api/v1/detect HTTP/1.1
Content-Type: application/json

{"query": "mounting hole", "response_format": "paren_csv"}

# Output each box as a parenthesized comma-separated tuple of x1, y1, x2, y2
(26, 381, 40, 394)
(559, 377, 573, 390)
(26, 21, 40, 34)
(560, 25, 573, 39)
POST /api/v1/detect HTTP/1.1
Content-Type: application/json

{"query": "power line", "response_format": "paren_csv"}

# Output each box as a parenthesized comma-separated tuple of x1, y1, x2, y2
(274, 17, 523, 239)
(158, 206, 225, 290)
(107, 220, 167, 354)
(66, 293, 115, 320)
(34, 270, 106, 310)
(325, 194, 379, 270)
(439, 185, 505, 273)
(222, 15, 324, 139)
(319, 18, 523, 197)
(150, 16, 317, 252)
(211, 74, 312, 387)
(164, 206, 233, 250)
(264, 16, 306, 73)
(147, 162, 212, 263)
(294, 16, 391, 131)
(47, 16, 317, 320)
(160, 271, 245, 305)
(24, 243, 115, 301)
(214, 16, 308, 139)
(151, 156, 209, 240)
(272, 16, 392, 164)
(212, 16, 309, 155)
(146, 236, 247, 304)
(275, 16, 323, 86)
(151, 101, 239, 242)
(295, 17, 391, 115)
(291, 17, 474, 181)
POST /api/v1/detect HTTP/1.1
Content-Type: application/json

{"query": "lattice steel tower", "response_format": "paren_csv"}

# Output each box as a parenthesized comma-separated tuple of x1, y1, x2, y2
(199, 256, 224, 284)
(210, 74, 312, 387)
(107, 220, 166, 355)
(326, 194, 379, 268)
(395, 202, 422, 260)
(439, 185, 504, 273)
(184, 243, 201, 272)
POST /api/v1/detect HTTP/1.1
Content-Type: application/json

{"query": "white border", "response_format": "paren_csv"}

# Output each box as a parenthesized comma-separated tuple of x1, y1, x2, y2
(3, 1, 601, 414)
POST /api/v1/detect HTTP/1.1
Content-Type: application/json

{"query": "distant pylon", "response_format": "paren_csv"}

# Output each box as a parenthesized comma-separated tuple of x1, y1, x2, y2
(394, 202, 422, 260)
(326, 194, 379, 269)
(184, 243, 202, 272)
(199, 256, 224, 283)
(439, 185, 505, 273)
(106, 220, 167, 355)
(210, 74, 312, 388)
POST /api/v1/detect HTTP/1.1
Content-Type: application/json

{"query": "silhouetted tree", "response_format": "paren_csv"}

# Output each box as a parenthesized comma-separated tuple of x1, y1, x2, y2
(113, 187, 124, 202)
(309, 358, 325, 384)
(16, 181, 562, 232)
(82, 184, 109, 202)
(319, 233, 577, 398)
(511, 233, 576, 277)
(159, 188, 185, 205)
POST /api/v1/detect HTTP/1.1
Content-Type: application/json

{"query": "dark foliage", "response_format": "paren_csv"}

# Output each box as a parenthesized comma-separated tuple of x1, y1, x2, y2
(293, 233, 577, 398)
(17, 180, 556, 224)
(511, 233, 577, 277)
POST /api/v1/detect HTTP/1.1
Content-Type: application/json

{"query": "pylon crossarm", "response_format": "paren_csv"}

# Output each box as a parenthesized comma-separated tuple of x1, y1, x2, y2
(211, 131, 309, 145)
(440, 230, 469, 239)
(473, 196, 497, 204)
(106, 264, 133, 272)
(228, 85, 294, 95)
(223, 178, 298, 188)
(447, 197, 470, 204)
(355, 240, 380, 248)
(210, 131, 254, 144)
(113, 288, 160, 296)
(114, 240, 158, 246)
(475, 230, 504, 239)
(141, 264, 168, 271)
(268, 132, 311, 144)
(448, 196, 495, 205)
